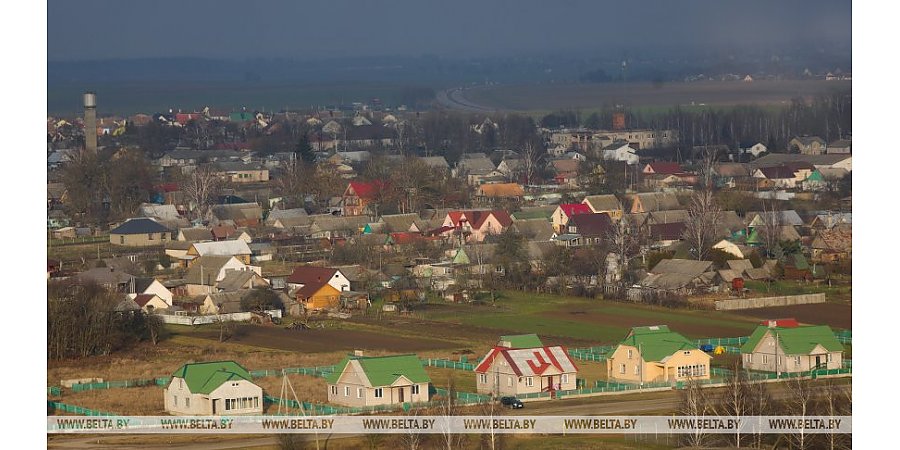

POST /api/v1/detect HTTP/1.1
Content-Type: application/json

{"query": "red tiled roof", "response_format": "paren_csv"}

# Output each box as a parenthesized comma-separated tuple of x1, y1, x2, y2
(759, 318, 800, 328)
(758, 166, 797, 179)
(295, 279, 331, 299)
(347, 181, 388, 200)
(644, 162, 683, 175)
(389, 232, 425, 245)
(211, 225, 236, 239)
(649, 222, 687, 240)
(447, 210, 513, 230)
(474, 346, 576, 377)
(287, 266, 339, 285)
(558, 203, 592, 218)
(133, 294, 156, 307)
(568, 213, 613, 237)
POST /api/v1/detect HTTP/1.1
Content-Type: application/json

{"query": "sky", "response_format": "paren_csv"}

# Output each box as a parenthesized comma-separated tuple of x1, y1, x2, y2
(48, 0, 851, 61)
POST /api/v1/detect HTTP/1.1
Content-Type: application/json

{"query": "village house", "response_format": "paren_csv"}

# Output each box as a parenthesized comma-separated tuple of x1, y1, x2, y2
(636, 259, 717, 297)
(165, 361, 263, 415)
(741, 320, 844, 373)
(474, 183, 525, 206)
(563, 213, 614, 246)
(286, 266, 351, 293)
(606, 326, 711, 384)
(827, 139, 851, 154)
(130, 277, 174, 304)
(130, 293, 170, 313)
(342, 181, 387, 217)
(551, 203, 592, 233)
(76, 267, 136, 293)
(177, 227, 214, 242)
(455, 154, 502, 185)
(291, 279, 341, 313)
(198, 291, 250, 315)
(626, 192, 681, 214)
(810, 225, 852, 262)
(326, 353, 431, 407)
(109, 218, 173, 247)
(442, 210, 513, 243)
(740, 142, 768, 157)
(186, 240, 253, 265)
(183, 255, 256, 295)
(790, 136, 826, 155)
(601, 141, 639, 165)
(581, 194, 624, 219)
(474, 334, 578, 397)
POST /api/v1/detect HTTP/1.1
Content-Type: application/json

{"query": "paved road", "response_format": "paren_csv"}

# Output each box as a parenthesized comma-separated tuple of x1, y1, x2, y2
(436, 87, 496, 113)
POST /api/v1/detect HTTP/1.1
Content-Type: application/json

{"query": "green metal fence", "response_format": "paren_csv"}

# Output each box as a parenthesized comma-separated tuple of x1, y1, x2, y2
(250, 366, 337, 379)
(421, 358, 475, 371)
(834, 330, 852, 345)
(695, 336, 749, 347)
(568, 346, 612, 362)
(47, 401, 116, 416)
(47, 386, 61, 397)
(70, 377, 169, 392)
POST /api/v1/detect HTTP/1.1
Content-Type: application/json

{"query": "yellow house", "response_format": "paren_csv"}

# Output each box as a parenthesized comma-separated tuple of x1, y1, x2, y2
(606, 325, 710, 384)
(295, 281, 341, 311)
(109, 218, 173, 247)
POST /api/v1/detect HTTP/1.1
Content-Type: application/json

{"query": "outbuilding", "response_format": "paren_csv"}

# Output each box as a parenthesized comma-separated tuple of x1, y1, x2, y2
(165, 361, 263, 415)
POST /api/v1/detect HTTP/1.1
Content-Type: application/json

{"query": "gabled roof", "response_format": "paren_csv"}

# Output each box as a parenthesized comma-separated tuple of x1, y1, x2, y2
(347, 181, 387, 200)
(567, 213, 614, 237)
(286, 266, 342, 285)
(649, 222, 686, 241)
(613, 326, 701, 362)
(325, 354, 430, 387)
(511, 219, 555, 241)
(110, 218, 171, 235)
(217, 270, 267, 292)
(418, 156, 449, 169)
(741, 325, 843, 355)
(379, 213, 422, 233)
(557, 203, 592, 218)
(475, 346, 577, 376)
(171, 361, 254, 395)
(726, 259, 754, 274)
(184, 256, 240, 285)
(133, 294, 162, 308)
(650, 259, 713, 277)
(190, 240, 252, 257)
(629, 193, 681, 212)
(179, 227, 214, 241)
(756, 166, 798, 180)
(582, 194, 622, 212)
(447, 210, 513, 229)
(644, 162, 683, 175)
(478, 183, 525, 198)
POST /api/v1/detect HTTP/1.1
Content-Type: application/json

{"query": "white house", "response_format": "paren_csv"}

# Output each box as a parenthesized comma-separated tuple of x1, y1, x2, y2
(474, 335, 578, 396)
(602, 142, 639, 165)
(165, 361, 263, 415)
(325, 354, 431, 407)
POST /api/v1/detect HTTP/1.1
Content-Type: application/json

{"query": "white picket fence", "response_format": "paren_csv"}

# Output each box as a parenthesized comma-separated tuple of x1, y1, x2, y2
(157, 309, 282, 325)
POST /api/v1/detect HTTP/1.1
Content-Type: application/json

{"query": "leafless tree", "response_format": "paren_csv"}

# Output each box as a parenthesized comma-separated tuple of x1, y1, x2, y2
(718, 363, 752, 448)
(605, 215, 638, 293)
(399, 404, 424, 450)
(438, 376, 464, 450)
(215, 314, 234, 342)
(779, 376, 818, 450)
(677, 377, 713, 449)
(521, 140, 541, 185)
(757, 198, 783, 259)
(746, 378, 773, 450)
(697, 144, 720, 189)
(820, 379, 852, 450)
(275, 159, 310, 209)
(682, 190, 723, 261)
(183, 165, 222, 222)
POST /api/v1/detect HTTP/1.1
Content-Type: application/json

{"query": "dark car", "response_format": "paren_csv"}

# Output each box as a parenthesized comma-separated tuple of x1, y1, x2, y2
(499, 396, 524, 409)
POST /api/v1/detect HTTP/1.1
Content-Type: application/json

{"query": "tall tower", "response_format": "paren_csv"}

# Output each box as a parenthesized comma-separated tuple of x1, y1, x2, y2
(83, 92, 97, 153)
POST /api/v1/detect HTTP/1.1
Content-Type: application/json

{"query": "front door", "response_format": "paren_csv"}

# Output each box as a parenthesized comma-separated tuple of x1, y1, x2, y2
(815, 355, 821, 368)
(398, 387, 405, 403)
(212, 399, 219, 415)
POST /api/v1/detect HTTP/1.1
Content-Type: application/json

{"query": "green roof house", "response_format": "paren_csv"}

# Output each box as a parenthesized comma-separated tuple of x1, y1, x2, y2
(326, 354, 431, 407)
(165, 361, 262, 415)
(740, 323, 844, 373)
(606, 326, 711, 384)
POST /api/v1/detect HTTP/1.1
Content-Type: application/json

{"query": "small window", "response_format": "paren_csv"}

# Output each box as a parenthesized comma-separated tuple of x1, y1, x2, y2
(374, 388, 383, 398)
(525, 377, 534, 387)
(794, 356, 801, 366)
(683, 351, 691, 356)
(179, 379, 183, 389)
(358, 388, 363, 398)
(619, 364, 626, 374)
(561, 374, 569, 384)
(762, 355, 769, 364)
(120, 236, 125, 244)
(507, 377, 513, 387)
(634, 365, 640, 375)
(479, 374, 488, 384)
(827, 354, 833, 362)
(627, 349, 633, 359)
(173, 395, 178, 407)
(344, 386, 350, 397)
(148, 233, 154, 240)
(331, 386, 337, 395)
(411, 385, 419, 395)
(185, 397, 190, 408)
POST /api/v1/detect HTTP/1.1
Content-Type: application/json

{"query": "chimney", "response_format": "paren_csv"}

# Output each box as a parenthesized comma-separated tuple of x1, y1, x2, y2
(83, 92, 97, 154)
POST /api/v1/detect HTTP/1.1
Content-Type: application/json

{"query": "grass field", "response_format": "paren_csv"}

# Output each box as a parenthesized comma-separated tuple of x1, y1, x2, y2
(462, 79, 851, 112)
(421, 290, 761, 344)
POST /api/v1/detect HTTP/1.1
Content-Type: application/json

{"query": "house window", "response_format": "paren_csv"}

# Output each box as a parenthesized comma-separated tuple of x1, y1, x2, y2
(225, 399, 230, 411)
(627, 349, 633, 359)
(254, 397, 259, 408)
(507, 377, 513, 387)
(344, 386, 350, 397)
(762, 354, 768, 364)
(173, 395, 177, 407)
(794, 356, 802, 366)
(634, 365, 640, 375)
(479, 374, 488, 384)
(331, 386, 337, 395)
(179, 379, 184, 389)
(683, 351, 691, 356)
(185, 397, 190, 408)
(411, 385, 420, 395)
(619, 363, 626, 374)
(827, 354, 833, 363)
(358, 388, 363, 398)
(148, 233, 154, 240)
(120, 236, 125, 244)
(561, 374, 569, 384)
(374, 388, 383, 398)
(525, 377, 534, 387)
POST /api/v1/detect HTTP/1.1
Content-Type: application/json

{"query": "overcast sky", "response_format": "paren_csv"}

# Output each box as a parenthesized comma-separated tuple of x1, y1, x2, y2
(48, 0, 851, 61)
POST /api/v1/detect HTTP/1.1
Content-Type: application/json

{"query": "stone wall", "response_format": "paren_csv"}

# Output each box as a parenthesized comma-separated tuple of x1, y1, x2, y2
(714, 293, 826, 311)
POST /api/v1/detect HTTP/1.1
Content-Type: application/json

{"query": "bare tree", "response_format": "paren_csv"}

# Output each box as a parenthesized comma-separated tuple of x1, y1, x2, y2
(779, 376, 818, 450)
(682, 190, 723, 261)
(820, 379, 852, 450)
(521, 140, 541, 185)
(183, 166, 222, 223)
(438, 376, 464, 450)
(697, 144, 720, 189)
(677, 377, 713, 449)
(718, 363, 752, 448)
(746, 378, 773, 450)
(605, 215, 638, 293)
(757, 199, 783, 259)
(399, 404, 424, 450)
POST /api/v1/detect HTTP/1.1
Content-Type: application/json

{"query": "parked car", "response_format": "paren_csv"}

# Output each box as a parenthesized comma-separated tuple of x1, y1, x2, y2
(500, 396, 524, 409)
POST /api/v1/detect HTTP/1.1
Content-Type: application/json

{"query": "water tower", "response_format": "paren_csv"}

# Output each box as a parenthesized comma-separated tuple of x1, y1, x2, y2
(83, 92, 97, 153)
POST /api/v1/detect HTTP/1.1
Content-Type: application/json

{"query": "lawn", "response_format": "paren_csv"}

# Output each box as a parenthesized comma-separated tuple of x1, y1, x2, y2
(744, 279, 852, 302)
(421, 290, 760, 344)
